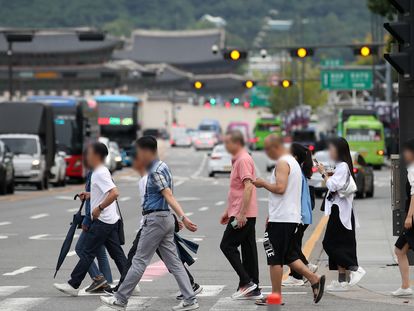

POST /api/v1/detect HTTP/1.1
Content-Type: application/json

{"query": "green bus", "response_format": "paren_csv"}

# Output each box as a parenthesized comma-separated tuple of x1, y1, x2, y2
(344, 115, 385, 168)
(252, 116, 282, 150)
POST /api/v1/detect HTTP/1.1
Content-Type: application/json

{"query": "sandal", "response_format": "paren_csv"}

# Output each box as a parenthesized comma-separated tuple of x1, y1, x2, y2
(311, 275, 326, 304)
(255, 297, 267, 306)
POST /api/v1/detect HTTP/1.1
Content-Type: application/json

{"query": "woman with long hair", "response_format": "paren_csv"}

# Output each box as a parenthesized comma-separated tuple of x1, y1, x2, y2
(282, 143, 318, 287)
(317, 137, 365, 292)
(392, 138, 414, 297)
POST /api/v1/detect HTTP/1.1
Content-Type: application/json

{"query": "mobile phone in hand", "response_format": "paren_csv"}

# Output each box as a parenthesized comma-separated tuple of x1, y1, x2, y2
(231, 218, 239, 229)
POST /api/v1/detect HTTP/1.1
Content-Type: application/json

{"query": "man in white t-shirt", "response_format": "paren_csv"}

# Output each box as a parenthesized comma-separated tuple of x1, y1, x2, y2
(253, 135, 325, 305)
(54, 142, 128, 296)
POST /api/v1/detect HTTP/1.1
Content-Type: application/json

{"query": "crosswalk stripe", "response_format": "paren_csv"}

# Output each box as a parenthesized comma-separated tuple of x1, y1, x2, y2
(198, 206, 209, 212)
(95, 297, 157, 310)
(0, 286, 28, 297)
(0, 298, 47, 311)
(215, 201, 225, 206)
(3, 266, 37, 276)
(29, 213, 49, 220)
(210, 297, 257, 310)
(197, 285, 226, 297)
(0, 221, 11, 226)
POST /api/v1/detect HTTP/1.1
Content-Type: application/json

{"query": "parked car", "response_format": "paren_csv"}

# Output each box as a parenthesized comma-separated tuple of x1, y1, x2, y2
(310, 150, 374, 198)
(0, 140, 14, 194)
(50, 151, 67, 187)
(98, 137, 117, 173)
(194, 131, 218, 150)
(0, 134, 49, 190)
(207, 144, 232, 177)
(170, 127, 192, 147)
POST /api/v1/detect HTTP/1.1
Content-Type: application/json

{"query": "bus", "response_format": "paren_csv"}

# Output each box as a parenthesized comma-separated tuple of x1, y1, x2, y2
(94, 95, 140, 150)
(27, 96, 99, 180)
(252, 116, 282, 150)
(337, 109, 377, 137)
(344, 115, 385, 168)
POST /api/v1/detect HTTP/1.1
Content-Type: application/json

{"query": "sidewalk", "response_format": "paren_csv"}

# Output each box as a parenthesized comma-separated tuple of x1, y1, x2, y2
(316, 170, 414, 306)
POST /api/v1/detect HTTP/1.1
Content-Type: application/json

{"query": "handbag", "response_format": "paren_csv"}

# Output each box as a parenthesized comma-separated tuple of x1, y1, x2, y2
(115, 200, 126, 245)
(337, 168, 357, 198)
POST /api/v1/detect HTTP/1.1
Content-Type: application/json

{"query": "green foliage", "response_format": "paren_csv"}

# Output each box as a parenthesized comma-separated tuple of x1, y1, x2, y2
(367, 0, 395, 20)
(270, 61, 328, 114)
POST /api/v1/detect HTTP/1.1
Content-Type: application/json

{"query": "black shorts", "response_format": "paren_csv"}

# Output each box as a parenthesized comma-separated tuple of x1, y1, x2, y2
(264, 222, 299, 266)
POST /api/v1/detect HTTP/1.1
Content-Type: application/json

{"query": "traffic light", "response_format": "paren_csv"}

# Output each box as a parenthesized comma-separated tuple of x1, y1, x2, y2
(192, 81, 204, 90)
(209, 98, 217, 106)
(384, 0, 414, 76)
(290, 47, 314, 58)
(223, 49, 248, 61)
(353, 45, 377, 57)
(232, 97, 240, 105)
(243, 101, 251, 108)
(280, 79, 293, 88)
(243, 80, 255, 89)
(225, 101, 231, 108)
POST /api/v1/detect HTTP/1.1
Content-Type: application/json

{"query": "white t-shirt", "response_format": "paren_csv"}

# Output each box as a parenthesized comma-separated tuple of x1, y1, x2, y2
(91, 165, 119, 224)
(138, 174, 148, 229)
(408, 164, 414, 195)
(268, 154, 302, 223)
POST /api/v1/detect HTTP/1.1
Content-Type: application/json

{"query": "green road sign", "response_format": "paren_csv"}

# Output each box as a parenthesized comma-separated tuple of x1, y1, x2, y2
(251, 86, 271, 107)
(321, 68, 373, 90)
(320, 59, 344, 67)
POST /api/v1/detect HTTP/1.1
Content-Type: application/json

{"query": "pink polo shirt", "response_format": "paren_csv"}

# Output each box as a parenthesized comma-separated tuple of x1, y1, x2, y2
(227, 149, 258, 218)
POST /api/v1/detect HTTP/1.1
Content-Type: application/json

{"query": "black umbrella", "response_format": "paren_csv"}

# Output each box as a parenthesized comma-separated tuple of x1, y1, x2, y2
(53, 194, 85, 278)
(174, 233, 199, 267)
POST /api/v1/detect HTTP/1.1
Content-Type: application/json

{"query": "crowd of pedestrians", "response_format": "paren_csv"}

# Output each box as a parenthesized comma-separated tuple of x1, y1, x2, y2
(52, 130, 394, 309)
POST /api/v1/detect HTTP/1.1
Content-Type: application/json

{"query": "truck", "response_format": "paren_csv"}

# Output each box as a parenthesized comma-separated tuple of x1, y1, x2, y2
(252, 116, 282, 150)
(0, 102, 55, 190)
(344, 115, 385, 169)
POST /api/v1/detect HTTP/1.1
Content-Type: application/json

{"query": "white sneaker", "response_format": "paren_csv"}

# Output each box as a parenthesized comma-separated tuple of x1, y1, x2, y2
(131, 284, 141, 296)
(308, 263, 319, 273)
(172, 300, 199, 311)
(326, 280, 349, 292)
(231, 282, 257, 299)
(392, 287, 413, 297)
(100, 296, 127, 311)
(349, 267, 366, 287)
(54, 283, 79, 296)
(282, 276, 305, 287)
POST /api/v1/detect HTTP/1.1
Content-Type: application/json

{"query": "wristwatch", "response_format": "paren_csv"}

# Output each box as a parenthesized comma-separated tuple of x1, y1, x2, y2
(98, 204, 105, 211)
(321, 173, 326, 179)
(178, 215, 186, 222)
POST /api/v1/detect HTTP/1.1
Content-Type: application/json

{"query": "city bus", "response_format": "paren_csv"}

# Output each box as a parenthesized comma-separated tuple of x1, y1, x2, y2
(94, 95, 140, 150)
(27, 96, 100, 180)
(344, 115, 385, 168)
(252, 116, 282, 150)
(337, 108, 377, 137)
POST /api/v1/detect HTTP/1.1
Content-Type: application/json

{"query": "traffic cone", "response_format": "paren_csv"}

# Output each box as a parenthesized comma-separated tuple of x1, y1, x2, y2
(267, 293, 282, 310)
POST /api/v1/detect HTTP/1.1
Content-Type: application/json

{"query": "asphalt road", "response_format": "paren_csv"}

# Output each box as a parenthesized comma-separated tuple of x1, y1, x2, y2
(0, 146, 410, 311)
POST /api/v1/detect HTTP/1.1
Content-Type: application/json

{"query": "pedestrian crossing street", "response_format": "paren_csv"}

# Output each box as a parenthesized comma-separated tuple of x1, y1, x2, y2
(0, 285, 309, 310)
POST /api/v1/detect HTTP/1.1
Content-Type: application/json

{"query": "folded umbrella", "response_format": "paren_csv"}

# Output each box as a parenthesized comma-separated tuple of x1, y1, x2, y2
(53, 194, 85, 278)
(174, 233, 199, 267)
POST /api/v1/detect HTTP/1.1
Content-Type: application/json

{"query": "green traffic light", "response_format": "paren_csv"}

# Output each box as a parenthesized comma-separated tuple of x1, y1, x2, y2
(210, 98, 216, 105)
(233, 98, 240, 105)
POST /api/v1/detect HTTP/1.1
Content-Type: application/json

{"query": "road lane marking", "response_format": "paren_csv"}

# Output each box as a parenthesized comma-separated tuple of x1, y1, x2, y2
(0, 221, 11, 226)
(67, 250, 77, 257)
(119, 196, 131, 202)
(199, 206, 209, 212)
(0, 298, 47, 311)
(191, 154, 207, 179)
(175, 180, 186, 187)
(95, 297, 157, 310)
(55, 195, 74, 201)
(0, 235, 8, 239)
(141, 260, 169, 282)
(197, 285, 226, 297)
(66, 208, 79, 212)
(215, 201, 225, 206)
(29, 234, 50, 240)
(211, 297, 257, 310)
(0, 286, 28, 297)
(185, 212, 194, 216)
(3, 266, 37, 276)
(29, 213, 49, 220)
(176, 197, 200, 202)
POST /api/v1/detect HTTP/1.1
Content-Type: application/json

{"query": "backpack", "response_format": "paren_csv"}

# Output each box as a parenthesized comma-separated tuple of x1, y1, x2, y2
(301, 174, 313, 225)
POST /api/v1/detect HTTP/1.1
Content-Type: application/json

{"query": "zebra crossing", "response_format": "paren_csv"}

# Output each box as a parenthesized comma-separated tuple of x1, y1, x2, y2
(0, 284, 310, 310)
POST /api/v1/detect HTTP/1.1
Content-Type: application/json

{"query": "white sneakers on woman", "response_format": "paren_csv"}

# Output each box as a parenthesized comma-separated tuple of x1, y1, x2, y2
(326, 281, 349, 292)
(349, 267, 366, 286)
(392, 287, 413, 297)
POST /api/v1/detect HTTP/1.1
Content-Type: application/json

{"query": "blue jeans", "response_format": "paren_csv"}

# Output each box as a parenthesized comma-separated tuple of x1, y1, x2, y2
(75, 229, 113, 283)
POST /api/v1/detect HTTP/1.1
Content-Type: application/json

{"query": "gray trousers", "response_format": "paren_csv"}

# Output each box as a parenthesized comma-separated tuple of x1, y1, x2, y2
(115, 211, 195, 304)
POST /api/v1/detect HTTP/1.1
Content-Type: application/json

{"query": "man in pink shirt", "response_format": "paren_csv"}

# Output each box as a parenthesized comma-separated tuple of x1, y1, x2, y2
(220, 130, 261, 300)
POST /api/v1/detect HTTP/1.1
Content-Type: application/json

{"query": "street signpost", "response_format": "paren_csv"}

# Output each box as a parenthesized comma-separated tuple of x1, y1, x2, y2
(320, 68, 373, 91)
(251, 86, 271, 107)
(320, 59, 344, 67)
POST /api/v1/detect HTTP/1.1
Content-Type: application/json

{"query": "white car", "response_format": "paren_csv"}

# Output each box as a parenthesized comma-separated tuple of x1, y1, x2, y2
(207, 144, 232, 177)
(194, 131, 217, 150)
(50, 151, 67, 186)
(109, 141, 123, 170)
(99, 137, 117, 173)
(171, 127, 193, 147)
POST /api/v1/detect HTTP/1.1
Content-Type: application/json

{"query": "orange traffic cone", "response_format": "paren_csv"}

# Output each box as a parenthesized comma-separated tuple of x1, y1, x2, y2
(267, 293, 282, 310)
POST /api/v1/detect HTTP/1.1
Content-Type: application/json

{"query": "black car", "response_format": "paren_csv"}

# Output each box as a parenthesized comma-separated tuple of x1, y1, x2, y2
(0, 140, 14, 195)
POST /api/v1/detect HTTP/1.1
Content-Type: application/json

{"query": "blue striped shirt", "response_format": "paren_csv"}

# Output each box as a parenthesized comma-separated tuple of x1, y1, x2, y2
(142, 160, 173, 213)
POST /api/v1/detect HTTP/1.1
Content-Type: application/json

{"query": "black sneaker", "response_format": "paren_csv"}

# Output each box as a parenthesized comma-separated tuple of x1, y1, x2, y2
(176, 283, 203, 300)
(243, 288, 263, 300)
(103, 286, 116, 296)
(85, 278, 107, 292)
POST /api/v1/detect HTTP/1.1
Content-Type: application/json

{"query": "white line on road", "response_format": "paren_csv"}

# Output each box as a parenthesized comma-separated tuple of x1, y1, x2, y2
(66, 250, 77, 257)
(55, 195, 74, 201)
(0, 235, 8, 239)
(28, 234, 50, 240)
(211, 297, 257, 310)
(185, 212, 194, 216)
(198, 206, 209, 212)
(191, 154, 207, 179)
(29, 213, 49, 220)
(3, 266, 37, 276)
(119, 196, 131, 202)
(176, 197, 200, 202)
(215, 201, 225, 206)
(0, 286, 28, 297)
(0, 298, 47, 311)
(0, 221, 11, 226)
(175, 180, 186, 187)
(197, 285, 226, 297)
(66, 208, 78, 212)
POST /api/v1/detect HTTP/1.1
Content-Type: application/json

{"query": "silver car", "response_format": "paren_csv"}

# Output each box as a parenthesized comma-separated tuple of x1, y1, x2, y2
(207, 144, 232, 177)
(194, 131, 218, 150)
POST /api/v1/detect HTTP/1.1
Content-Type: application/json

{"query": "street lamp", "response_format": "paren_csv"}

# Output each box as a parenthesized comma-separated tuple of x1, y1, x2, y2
(4, 32, 34, 100)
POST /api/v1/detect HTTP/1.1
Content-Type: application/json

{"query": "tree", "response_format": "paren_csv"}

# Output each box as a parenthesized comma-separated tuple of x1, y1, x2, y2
(367, 0, 396, 20)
